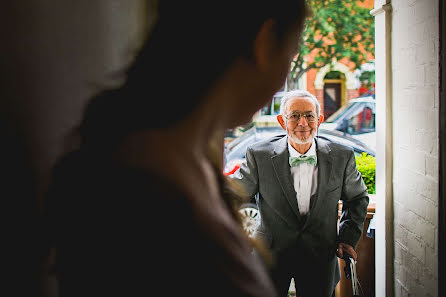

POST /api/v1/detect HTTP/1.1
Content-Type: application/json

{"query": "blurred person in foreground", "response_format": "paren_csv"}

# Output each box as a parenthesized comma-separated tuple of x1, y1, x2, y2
(42, 1, 310, 296)
(230, 90, 369, 297)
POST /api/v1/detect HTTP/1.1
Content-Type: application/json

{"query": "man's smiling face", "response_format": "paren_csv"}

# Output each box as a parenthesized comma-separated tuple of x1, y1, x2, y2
(284, 97, 320, 145)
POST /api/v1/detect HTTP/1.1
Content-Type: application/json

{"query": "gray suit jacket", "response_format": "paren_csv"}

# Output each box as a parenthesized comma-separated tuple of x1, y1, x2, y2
(231, 135, 369, 293)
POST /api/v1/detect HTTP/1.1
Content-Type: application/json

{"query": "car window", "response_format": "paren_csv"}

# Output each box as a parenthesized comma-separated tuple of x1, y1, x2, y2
(325, 99, 376, 124)
(358, 102, 375, 126)
(346, 105, 375, 134)
(363, 106, 374, 129)
(347, 107, 365, 133)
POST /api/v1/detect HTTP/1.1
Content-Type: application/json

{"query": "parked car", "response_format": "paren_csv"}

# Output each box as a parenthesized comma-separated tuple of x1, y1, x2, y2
(223, 125, 375, 236)
(319, 96, 376, 151)
(224, 125, 375, 176)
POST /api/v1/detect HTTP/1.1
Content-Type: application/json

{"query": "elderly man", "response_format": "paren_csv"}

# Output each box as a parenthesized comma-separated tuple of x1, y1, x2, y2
(231, 90, 369, 297)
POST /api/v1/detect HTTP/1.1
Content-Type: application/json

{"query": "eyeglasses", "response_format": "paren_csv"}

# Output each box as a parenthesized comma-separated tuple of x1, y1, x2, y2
(283, 111, 318, 123)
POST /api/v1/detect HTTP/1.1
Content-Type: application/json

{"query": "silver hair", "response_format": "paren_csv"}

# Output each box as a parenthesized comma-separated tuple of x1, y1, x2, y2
(279, 89, 321, 116)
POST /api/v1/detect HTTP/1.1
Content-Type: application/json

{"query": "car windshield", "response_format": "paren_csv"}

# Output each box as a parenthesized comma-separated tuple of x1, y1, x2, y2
(325, 102, 355, 123)
(325, 97, 375, 124)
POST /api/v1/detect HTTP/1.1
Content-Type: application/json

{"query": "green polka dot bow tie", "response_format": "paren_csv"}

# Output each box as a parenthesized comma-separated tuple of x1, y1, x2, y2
(289, 155, 317, 167)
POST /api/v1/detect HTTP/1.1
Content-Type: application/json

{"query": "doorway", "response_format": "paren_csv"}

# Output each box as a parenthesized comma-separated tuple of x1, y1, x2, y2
(324, 81, 342, 119)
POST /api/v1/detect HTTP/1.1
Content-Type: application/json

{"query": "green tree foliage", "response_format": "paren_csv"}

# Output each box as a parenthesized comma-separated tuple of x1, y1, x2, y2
(355, 152, 375, 194)
(358, 66, 375, 90)
(288, 0, 375, 89)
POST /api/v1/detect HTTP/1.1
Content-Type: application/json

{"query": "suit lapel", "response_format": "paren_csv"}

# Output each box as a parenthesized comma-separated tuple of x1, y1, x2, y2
(304, 137, 333, 227)
(271, 136, 303, 221)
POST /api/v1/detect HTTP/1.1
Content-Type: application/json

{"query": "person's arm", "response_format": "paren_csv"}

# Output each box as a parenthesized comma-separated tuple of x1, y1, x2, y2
(230, 147, 260, 201)
(337, 149, 369, 260)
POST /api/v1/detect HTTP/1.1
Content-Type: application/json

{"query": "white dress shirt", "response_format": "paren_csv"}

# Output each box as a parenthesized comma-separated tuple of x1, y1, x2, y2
(288, 139, 318, 215)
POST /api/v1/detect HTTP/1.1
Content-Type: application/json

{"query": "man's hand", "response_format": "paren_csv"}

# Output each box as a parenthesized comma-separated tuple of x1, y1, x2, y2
(336, 243, 357, 262)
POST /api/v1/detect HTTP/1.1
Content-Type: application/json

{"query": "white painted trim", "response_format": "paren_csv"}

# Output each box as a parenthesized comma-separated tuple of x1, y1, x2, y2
(370, 6, 385, 16)
(372, 2, 393, 297)
(314, 61, 356, 90)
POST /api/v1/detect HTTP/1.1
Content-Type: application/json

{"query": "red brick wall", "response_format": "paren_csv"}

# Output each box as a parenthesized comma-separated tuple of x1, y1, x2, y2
(306, 68, 318, 96)
(347, 89, 360, 100)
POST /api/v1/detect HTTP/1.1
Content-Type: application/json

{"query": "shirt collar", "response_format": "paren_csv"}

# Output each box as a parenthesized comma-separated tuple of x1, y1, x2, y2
(288, 138, 316, 158)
